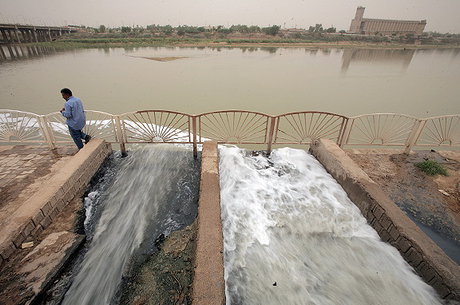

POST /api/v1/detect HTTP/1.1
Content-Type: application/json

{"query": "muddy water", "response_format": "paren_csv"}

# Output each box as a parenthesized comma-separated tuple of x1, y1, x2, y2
(0, 46, 459, 116)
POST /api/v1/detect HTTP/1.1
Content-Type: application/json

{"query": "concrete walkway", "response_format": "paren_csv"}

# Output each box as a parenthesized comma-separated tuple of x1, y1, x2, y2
(0, 140, 111, 266)
(0, 140, 111, 305)
(0, 145, 76, 215)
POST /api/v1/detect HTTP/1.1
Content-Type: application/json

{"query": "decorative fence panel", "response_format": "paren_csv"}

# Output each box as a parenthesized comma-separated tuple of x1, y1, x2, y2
(415, 115, 460, 147)
(44, 112, 70, 144)
(83, 111, 118, 143)
(45, 110, 118, 144)
(274, 112, 348, 145)
(197, 111, 271, 144)
(0, 110, 47, 144)
(343, 113, 419, 147)
(119, 110, 193, 144)
(1, 109, 459, 154)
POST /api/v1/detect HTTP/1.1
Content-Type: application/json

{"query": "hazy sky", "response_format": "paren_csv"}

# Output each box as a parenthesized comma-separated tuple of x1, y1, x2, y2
(1, 0, 459, 33)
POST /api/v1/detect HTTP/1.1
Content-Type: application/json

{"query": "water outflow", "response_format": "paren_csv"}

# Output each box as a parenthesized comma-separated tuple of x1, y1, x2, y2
(62, 145, 198, 305)
(219, 146, 442, 305)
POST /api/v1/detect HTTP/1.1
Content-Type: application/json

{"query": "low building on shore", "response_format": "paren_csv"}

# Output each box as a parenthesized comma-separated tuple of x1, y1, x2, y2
(349, 6, 426, 36)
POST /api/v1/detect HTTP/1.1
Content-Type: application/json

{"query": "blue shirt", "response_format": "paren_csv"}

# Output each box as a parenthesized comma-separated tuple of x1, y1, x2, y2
(61, 96, 86, 130)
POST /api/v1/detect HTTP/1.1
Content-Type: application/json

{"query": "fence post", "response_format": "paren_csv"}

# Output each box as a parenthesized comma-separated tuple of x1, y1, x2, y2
(192, 116, 198, 159)
(39, 115, 56, 150)
(114, 115, 127, 156)
(404, 119, 426, 154)
(266, 116, 276, 154)
(337, 117, 349, 147)
(339, 118, 354, 147)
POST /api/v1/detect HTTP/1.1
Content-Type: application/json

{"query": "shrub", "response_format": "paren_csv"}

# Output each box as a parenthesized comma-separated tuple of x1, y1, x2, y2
(415, 160, 448, 176)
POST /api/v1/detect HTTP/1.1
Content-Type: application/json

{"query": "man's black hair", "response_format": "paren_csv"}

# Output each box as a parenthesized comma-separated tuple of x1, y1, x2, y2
(60, 88, 72, 96)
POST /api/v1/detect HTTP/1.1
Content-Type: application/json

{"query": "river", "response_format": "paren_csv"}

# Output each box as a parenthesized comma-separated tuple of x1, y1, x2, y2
(0, 46, 459, 116)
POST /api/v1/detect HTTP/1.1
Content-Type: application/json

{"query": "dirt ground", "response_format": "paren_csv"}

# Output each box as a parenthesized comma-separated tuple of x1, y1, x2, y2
(119, 221, 197, 305)
(347, 149, 460, 244)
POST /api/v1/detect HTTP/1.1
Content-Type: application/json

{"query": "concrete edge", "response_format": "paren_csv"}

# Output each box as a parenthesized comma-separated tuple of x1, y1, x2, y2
(192, 141, 226, 305)
(24, 232, 85, 305)
(310, 139, 460, 301)
(0, 139, 112, 267)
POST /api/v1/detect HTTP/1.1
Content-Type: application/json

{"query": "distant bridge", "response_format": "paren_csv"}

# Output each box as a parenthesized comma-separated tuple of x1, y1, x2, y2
(0, 24, 77, 44)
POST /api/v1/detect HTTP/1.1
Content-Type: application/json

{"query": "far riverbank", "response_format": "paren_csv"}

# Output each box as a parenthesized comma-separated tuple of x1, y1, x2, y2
(13, 37, 460, 50)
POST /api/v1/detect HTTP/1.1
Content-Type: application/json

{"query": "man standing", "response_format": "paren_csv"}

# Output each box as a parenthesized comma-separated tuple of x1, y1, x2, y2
(60, 88, 91, 149)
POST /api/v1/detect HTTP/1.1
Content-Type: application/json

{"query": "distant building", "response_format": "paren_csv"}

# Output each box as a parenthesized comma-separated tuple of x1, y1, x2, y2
(280, 28, 308, 36)
(349, 7, 426, 36)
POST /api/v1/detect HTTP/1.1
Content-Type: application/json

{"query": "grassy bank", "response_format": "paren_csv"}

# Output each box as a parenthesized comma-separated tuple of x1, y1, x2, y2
(24, 37, 460, 49)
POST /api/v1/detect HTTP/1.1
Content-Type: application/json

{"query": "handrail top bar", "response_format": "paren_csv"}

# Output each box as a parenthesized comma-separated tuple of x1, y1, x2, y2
(350, 113, 420, 120)
(276, 111, 349, 119)
(197, 110, 272, 117)
(119, 109, 192, 117)
(0, 109, 42, 117)
(1, 109, 459, 121)
(45, 110, 115, 117)
(423, 114, 460, 120)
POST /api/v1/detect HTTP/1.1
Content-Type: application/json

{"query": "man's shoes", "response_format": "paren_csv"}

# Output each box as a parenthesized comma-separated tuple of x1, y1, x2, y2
(84, 135, 92, 144)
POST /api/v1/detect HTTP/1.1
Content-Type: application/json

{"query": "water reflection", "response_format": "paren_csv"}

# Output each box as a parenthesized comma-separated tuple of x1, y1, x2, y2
(0, 45, 60, 62)
(341, 48, 416, 72)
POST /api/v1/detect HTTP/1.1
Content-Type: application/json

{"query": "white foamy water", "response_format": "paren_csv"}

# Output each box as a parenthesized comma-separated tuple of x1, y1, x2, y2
(219, 146, 442, 305)
(61, 145, 197, 305)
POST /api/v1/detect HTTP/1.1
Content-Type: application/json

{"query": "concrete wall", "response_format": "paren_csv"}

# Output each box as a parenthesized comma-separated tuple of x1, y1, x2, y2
(192, 142, 226, 305)
(362, 19, 426, 35)
(0, 139, 111, 267)
(310, 139, 460, 301)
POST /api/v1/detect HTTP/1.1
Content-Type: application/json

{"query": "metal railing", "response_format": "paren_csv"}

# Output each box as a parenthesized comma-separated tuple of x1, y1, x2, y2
(1, 109, 459, 156)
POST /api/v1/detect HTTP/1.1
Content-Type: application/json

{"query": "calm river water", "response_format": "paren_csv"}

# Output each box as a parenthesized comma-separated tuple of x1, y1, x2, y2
(0, 46, 459, 116)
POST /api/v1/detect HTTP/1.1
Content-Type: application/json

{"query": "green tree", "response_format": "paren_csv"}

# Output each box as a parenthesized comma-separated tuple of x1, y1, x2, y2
(248, 25, 261, 33)
(314, 24, 323, 33)
(262, 25, 281, 36)
(161, 25, 173, 34)
(177, 27, 185, 36)
(99, 25, 106, 33)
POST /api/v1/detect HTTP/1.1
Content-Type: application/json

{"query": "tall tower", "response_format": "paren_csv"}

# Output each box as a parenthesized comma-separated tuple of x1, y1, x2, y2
(349, 6, 365, 33)
(355, 6, 365, 20)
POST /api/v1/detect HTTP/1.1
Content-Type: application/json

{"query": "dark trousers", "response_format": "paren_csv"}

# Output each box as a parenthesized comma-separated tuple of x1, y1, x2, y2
(68, 126, 87, 149)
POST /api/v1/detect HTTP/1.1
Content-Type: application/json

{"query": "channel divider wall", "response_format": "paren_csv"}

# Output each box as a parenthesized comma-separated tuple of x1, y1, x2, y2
(192, 141, 226, 305)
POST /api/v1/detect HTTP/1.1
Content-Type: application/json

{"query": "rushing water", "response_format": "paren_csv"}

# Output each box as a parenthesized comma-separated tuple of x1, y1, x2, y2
(219, 146, 442, 305)
(60, 145, 199, 305)
(0, 46, 459, 116)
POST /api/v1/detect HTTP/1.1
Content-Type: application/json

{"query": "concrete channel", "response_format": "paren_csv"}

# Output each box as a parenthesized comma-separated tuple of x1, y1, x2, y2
(0, 139, 458, 304)
(310, 139, 460, 301)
